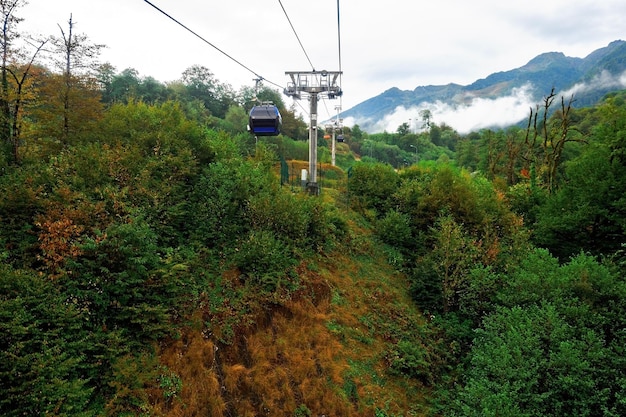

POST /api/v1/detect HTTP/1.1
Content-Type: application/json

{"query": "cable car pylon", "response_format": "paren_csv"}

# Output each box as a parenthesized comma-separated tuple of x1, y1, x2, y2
(326, 105, 343, 167)
(284, 70, 342, 195)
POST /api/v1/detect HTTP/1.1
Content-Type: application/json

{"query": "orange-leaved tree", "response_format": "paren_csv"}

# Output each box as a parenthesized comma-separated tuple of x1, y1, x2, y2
(27, 14, 105, 150)
(0, 0, 48, 164)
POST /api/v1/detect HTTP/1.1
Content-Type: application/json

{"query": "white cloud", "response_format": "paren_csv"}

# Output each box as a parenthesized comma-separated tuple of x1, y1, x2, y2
(353, 84, 536, 134)
(348, 68, 626, 135)
(559, 70, 626, 97)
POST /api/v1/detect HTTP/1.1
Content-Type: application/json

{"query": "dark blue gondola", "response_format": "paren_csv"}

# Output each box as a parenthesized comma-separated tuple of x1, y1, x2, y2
(337, 134, 344, 142)
(249, 104, 282, 136)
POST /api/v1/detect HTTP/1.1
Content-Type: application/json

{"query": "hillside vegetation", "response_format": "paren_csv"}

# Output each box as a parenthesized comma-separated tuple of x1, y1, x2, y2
(0, 93, 438, 415)
(3, 5, 626, 416)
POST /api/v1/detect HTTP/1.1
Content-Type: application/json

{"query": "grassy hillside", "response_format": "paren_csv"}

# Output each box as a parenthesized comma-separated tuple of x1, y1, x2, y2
(151, 243, 433, 417)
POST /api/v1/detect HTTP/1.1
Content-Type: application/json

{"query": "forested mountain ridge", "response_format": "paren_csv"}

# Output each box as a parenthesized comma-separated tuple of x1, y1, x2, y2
(342, 40, 626, 130)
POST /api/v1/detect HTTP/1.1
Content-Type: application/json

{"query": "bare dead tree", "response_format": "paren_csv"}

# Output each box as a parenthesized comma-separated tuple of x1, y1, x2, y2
(504, 129, 523, 185)
(523, 88, 586, 192)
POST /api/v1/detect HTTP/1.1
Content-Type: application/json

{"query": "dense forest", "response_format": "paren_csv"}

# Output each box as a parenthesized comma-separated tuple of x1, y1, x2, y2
(3, 2, 626, 416)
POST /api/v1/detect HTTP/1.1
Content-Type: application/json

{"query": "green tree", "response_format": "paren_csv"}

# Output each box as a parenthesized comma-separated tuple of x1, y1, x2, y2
(181, 65, 235, 118)
(395, 165, 499, 233)
(188, 159, 259, 249)
(279, 103, 308, 140)
(593, 92, 626, 165)
(532, 144, 626, 259)
(419, 108, 431, 129)
(137, 75, 169, 103)
(87, 100, 208, 248)
(376, 209, 413, 249)
(530, 93, 626, 260)
(425, 215, 481, 313)
(224, 104, 248, 134)
(396, 122, 410, 136)
(451, 303, 605, 417)
(232, 229, 298, 292)
(239, 84, 285, 111)
(100, 67, 139, 103)
(393, 165, 527, 316)
(347, 161, 399, 215)
(99, 69, 170, 105)
(0, 164, 44, 268)
(455, 133, 474, 178)
(446, 250, 626, 416)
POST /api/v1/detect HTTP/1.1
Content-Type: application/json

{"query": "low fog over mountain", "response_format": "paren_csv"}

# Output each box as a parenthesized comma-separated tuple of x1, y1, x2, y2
(341, 40, 626, 134)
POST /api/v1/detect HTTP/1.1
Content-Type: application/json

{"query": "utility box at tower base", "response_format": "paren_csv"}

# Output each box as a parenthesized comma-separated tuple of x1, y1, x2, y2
(301, 169, 308, 190)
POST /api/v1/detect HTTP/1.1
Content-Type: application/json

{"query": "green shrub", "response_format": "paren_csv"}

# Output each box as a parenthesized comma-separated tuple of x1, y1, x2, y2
(387, 339, 432, 384)
(294, 404, 312, 417)
(63, 215, 174, 344)
(376, 209, 413, 249)
(0, 267, 94, 416)
(347, 162, 399, 215)
(233, 230, 298, 292)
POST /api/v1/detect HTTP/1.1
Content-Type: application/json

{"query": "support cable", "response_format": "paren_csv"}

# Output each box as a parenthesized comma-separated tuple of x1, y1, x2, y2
(142, 0, 284, 90)
(277, 0, 316, 71)
(336, 0, 343, 108)
(320, 0, 344, 121)
(336, 0, 343, 76)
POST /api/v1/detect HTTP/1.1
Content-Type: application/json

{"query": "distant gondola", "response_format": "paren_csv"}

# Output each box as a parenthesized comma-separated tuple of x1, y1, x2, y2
(249, 103, 282, 136)
(337, 134, 344, 142)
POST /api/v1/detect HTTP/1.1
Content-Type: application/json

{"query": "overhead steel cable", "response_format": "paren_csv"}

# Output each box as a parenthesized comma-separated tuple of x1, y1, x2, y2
(320, 0, 345, 121)
(336, 0, 344, 109)
(142, 0, 284, 90)
(277, 0, 316, 71)
(336, 0, 343, 75)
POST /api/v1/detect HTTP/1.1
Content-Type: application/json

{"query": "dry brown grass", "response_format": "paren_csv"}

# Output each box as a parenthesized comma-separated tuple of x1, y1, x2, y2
(151, 246, 431, 416)
(153, 330, 225, 416)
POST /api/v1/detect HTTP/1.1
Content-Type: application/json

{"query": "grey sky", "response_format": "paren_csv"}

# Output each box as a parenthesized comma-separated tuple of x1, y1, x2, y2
(20, 0, 626, 126)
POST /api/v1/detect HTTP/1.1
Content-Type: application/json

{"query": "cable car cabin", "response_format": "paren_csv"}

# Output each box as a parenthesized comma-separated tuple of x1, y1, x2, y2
(337, 134, 344, 142)
(249, 104, 282, 136)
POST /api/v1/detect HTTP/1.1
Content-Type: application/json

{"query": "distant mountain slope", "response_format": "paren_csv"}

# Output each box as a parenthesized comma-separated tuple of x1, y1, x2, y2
(342, 40, 626, 132)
